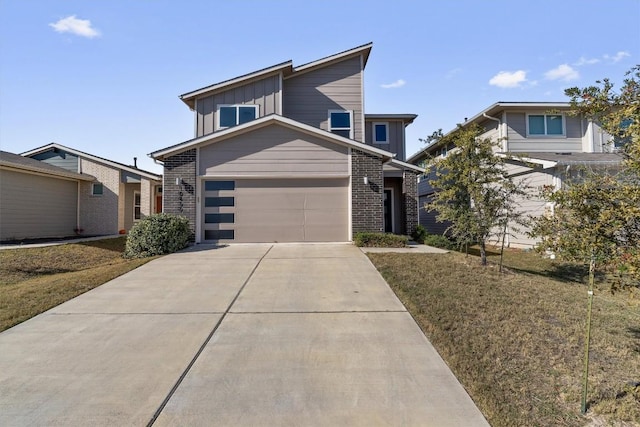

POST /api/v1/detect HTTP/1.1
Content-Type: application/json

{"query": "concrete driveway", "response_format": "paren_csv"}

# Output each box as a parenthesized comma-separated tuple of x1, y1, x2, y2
(0, 243, 488, 426)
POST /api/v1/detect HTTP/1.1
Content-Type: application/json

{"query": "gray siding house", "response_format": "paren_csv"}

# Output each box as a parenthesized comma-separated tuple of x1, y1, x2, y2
(151, 43, 423, 244)
(19, 144, 162, 237)
(408, 102, 622, 248)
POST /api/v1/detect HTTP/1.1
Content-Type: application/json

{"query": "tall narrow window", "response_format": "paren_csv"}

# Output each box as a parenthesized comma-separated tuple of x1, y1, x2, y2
(217, 105, 259, 129)
(329, 110, 353, 138)
(134, 192, 141, 220)
(373, 122, 389, 144)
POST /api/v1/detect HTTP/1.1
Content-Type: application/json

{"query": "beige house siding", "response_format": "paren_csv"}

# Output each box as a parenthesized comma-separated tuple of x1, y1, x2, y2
(195, 75, 281, 137)
(198, 124, 349, 177)
(79, 158, 120, 235)
(0, 169, 78, 241)
(506, 112, 584, 152)
(283, 56, 364, 141)
(140, 178, 153, 218)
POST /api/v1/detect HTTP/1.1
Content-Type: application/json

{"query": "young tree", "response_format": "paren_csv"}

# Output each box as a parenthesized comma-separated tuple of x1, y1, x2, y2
(425, 124, 527, 265)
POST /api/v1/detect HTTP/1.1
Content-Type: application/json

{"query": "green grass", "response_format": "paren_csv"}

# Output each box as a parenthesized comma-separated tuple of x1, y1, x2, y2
(0, 237, 153, 332)
(368, 250, 640, 427)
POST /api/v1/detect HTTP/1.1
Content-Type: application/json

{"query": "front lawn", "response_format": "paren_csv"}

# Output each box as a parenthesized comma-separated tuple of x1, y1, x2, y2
(368, 250, 640, 427)
(0, 237, 152, 332)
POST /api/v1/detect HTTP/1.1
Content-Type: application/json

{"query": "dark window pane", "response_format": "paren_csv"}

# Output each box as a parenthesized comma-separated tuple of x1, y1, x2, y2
(205, 213, 235, 224)
(528, 115, 545, 134)
(375, 124, 387, 142)
(92, 183, 103, 195)
(134, 207, 141, 220)
(546, 115, 563, 135)
(204, 197, 235, 207)
(219, 107, 237, 127)
(238, 106, 256, 124)
(330, 112, 351, 128)
(204, 181, 235, 191)
(205, 229, 235, 240)
(331, 129, 351, 138)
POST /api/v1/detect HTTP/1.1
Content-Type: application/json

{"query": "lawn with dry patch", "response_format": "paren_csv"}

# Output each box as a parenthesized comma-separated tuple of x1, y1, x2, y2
(368, 250, 639, 427)
(0, 237, 152, 331)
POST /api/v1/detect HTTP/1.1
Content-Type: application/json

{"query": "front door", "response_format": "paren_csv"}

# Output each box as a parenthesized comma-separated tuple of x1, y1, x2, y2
(384, 189, 393, 233)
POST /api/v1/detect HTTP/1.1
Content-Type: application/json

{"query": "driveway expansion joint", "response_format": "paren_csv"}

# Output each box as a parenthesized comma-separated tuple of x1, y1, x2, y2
(146, 244, 274, 427)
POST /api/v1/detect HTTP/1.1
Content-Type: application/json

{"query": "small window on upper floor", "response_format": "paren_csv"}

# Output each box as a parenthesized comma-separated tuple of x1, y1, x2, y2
(329, 110, 353, 139)
(373, 122, 389, 144)
(92, 183, 103, 196)
(217, 105, 259, 129)
(527, 114, 565, 136)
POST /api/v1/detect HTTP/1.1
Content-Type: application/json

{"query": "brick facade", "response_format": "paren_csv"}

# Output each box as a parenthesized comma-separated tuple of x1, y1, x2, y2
(351, 149, 383, 233)
(403, 170, 419, 236)
(164, 149, 197, 239)
(78, 159, 120, 235)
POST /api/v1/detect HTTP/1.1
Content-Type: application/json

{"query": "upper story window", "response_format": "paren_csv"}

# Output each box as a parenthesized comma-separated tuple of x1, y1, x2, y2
(373, 122, 389, 144)
(527, 114, 565, 136)
(217, 105, 259, 129)
(329, 110, 353, 139)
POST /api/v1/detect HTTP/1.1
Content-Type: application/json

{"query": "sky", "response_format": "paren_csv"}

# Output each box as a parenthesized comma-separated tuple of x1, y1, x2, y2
(1, 0, 639, 174)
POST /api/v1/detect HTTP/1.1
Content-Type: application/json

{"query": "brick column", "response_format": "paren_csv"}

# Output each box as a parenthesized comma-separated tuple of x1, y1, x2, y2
(351, 149, 383, 233)
(403, 170, 419, 236)
(163, 149, 196, 240)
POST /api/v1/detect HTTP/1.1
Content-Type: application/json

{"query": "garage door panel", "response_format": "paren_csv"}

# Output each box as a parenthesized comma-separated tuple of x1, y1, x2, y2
(202, 178, 348, 243)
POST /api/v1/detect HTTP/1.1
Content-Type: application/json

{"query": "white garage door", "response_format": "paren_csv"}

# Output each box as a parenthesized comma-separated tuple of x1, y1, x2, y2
(201, 178, 348, 243)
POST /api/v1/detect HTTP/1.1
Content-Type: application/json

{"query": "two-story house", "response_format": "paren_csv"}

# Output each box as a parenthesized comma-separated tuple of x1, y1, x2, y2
(408, 102, 623, 248)
(150, 43, 423, 244)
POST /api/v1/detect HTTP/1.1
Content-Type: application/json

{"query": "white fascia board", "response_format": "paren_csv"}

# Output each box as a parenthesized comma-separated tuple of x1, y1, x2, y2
(22, 143, 162, 181)
(388, 158, 426, 173)
(287, 43, 373, 78)
(151, 115, 395, 160)
(497, 153, 557, 169)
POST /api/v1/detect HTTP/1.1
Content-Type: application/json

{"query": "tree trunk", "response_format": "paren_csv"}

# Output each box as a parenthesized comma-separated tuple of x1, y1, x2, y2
(480, 240, 487, 265)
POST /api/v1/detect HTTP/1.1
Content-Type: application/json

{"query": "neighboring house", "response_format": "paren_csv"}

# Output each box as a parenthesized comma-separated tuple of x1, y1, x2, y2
(20, 143, 163, 237)
(150, 43, 423, 244)
(408, 102, 623, 248)
(0, 150, 95, 241)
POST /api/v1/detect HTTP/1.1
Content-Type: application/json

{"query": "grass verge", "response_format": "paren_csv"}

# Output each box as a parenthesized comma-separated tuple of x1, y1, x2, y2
(0, 237, 153, 332)
(368, 251, 639, 427)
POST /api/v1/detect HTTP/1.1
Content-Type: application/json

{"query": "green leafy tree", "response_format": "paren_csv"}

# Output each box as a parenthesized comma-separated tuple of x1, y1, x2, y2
(425, 124, 528, 265)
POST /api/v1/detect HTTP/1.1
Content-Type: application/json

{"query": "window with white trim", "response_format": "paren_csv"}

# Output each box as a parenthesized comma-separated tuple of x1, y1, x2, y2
(373, 122, 389, 144)
(527, 114, 564, 136)
(328, 110, 353, 139)
(91, 183, 103, 196)
(217, 105, 259, 129)
(134, 191, 141, 221)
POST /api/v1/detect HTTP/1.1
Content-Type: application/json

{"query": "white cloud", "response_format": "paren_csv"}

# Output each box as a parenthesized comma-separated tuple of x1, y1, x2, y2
(49, 15, 100, 38)
(380, 79, 406, 89)
(544, 64, 579, 81)
(604, 51, 630, 63)
(574, 56, 600, 66)
(488, 70, 527, 88)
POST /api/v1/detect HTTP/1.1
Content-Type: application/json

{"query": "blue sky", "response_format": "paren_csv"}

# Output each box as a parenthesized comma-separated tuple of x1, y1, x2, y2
(1, 0, 638, 174)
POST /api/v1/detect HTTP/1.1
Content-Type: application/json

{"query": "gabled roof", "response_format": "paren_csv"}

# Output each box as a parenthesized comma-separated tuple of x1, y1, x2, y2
(179, 60, 294, 109)
(21, 143, 162, 181)
(0, 150, 95, 181)
(407, 101, 573, 165)
(388, 158, 425, 173)
(178, 43, 373, 109)
(149, 114, 395, 161)
(365, 114, 418, 126)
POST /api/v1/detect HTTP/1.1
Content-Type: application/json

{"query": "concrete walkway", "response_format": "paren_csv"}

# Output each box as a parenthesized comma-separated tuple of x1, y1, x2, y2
(0, 243, 488, 426)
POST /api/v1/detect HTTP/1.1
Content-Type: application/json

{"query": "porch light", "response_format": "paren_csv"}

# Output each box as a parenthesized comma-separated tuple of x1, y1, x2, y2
(363, 176, 368, 185)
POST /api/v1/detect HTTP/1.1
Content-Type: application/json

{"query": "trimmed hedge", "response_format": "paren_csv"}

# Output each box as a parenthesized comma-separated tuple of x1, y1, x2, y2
(124, 213, 191, 258)
(353, 232, 408, 248)
(422, 233, 456, 250)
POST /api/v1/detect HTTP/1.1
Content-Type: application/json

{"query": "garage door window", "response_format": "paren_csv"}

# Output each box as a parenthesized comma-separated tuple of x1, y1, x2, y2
(205, 213, 234, 223)
(205, 230, 235, 240)
(204, 181, 235, 191)
(204, 197, 235, 207)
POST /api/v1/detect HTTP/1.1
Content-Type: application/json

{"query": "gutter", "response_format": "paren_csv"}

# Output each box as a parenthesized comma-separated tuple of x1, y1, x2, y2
(482, 113, 505, 150)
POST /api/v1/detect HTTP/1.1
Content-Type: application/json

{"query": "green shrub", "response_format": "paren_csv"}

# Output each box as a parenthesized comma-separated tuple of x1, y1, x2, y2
(423, 233, 456, 250)
(353, 232, 408, 248)
(124, 213, 191, 258)
(411, 225, 428, 243)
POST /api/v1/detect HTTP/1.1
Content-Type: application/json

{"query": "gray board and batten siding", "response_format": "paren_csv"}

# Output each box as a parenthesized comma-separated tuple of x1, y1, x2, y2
(30, 150, 79, 173)
(195, 74, 281, 137)
(0, 169, 78, 240)
(365, 120, 406, 160)
(283, 56, 364, 142)
(198, 124, 349, 177)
